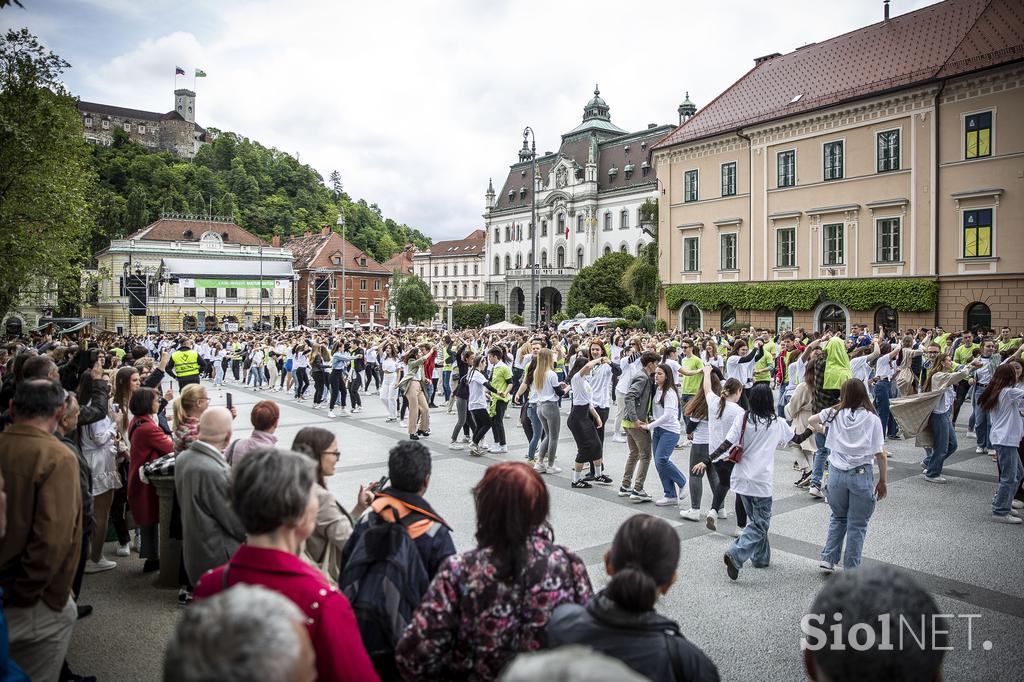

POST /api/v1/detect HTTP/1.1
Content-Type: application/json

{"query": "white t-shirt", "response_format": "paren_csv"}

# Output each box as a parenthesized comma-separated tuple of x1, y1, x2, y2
(706, 392, 745, 452)
(690, 418, 709, 445)
(726, 355, 755, 388)
(648, 388, 681, 434)
(850, 356, 872, 390)
(381, 357, 398, 374)
(817, 407, 883, 470)
(786, 357, 804, 397)
(875, 352, 895, 380)
(570, 372, 592, 406)
(987, 387, 1024, 447)
(467, 370, 489, 411)
(726, 415, 794, 498)
(534, 370, 561, 402)
(588, 363, 613, 410)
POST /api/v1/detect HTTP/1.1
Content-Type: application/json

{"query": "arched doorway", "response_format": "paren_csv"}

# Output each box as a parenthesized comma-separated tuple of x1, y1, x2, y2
(817, 303, 848, 333)
(182, 315, 198, 331)
(539, 287, 562, 322)
(721, 305, 736, 330)
(509, 287, 525, 317)
(874, 305, 898, 331)
(965, 302, 991, 333)
(678, 303, 702, 332)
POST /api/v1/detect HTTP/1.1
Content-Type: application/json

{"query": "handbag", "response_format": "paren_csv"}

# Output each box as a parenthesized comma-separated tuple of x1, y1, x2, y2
(140, 452, 176, 483)
(725, 414, 748, 463)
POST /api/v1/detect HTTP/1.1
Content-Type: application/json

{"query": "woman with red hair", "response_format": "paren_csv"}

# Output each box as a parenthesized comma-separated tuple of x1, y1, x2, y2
(396, 461, 592, 681)
(224, 400, 280, 466)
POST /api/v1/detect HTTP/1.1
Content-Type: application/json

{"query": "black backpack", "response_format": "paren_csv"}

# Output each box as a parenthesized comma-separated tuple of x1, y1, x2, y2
(339, 507, 431, 664)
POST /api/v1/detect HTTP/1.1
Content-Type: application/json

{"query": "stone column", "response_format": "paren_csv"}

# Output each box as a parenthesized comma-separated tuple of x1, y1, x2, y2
(150, 474, 182, 589)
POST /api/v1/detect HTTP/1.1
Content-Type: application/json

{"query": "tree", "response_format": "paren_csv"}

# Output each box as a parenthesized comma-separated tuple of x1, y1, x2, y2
(452, 303, 504, 329)
(589, 303, 613, 318)
(126, 185, 148, 233)
(621, 304, 644, 321)
(621, 242, 661, 314)
(565, 252, 634, 317)
(391, 275, 437, 323)
(0, 29, 93, 321)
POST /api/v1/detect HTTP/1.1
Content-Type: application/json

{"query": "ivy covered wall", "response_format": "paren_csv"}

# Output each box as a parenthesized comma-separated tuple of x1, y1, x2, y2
(663, 278, 939, 313)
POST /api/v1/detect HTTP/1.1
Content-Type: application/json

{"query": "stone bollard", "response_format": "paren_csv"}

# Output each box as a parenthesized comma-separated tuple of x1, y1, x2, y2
(149, 474, 181, 589)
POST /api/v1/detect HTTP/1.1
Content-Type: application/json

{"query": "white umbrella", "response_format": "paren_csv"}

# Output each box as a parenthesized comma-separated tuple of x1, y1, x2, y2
(483, 320, 528, 331)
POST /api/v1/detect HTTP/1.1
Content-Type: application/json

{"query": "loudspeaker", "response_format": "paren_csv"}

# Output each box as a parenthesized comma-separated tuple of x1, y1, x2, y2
(126, 275, 147, 316)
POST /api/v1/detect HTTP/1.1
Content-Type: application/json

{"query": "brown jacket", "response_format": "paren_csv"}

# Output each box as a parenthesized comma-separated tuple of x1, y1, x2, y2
(0, 423, 83, 610)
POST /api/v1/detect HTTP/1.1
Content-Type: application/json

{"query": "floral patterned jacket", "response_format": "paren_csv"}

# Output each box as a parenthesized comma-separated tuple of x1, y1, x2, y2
(395, 526, 593, 682)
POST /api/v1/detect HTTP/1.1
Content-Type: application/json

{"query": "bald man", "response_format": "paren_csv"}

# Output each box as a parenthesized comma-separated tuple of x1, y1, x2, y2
(174, 407, 245, 587)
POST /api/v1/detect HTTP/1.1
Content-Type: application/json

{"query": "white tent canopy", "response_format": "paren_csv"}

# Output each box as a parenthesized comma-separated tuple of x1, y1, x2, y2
(483, 320, 528, 331)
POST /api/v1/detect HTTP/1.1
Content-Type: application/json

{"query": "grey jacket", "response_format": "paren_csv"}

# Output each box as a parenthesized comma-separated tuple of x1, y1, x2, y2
(174, 440, 246, 584)
(623, 371, 654, 424)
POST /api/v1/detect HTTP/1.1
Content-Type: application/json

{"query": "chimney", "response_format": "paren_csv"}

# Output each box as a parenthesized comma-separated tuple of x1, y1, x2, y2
(271, 234, 281, 248)
(884, 0, 890, 21)
(648, 123, 657, 129)
(321, 224, 331, 236)
(754, 52, 782, 66)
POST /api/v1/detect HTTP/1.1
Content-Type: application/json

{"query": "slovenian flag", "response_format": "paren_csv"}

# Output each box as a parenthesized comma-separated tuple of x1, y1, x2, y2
(195, 69, 207, 78)
(175, 66, 185, 75)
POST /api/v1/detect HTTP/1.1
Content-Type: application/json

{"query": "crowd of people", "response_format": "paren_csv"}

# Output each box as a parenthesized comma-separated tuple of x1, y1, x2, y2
(1, 319, 1021, 681)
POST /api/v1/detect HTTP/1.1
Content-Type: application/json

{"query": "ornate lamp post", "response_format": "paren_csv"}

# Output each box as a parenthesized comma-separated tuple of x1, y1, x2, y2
(523, 126, 538, 328)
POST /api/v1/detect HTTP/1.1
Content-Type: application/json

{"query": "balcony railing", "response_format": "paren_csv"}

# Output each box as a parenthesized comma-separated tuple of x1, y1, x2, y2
(505, 266, 576, 277)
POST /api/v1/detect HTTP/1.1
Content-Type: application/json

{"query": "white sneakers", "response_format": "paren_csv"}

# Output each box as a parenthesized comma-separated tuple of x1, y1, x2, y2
(809, 486, 824, 499)
(992, 514, 1022, 524)
(84, 558, 116, 574)
(654, 497, 679, 507)
(975, 446, 987, 454)
(1012, 500, 1024, 510)
(115, 544, 130, 557)
(924, 475, 947, 484)
(327, 411, 336, 418)
(612, 433, 627, 443)
(705, 510, 717, 531)
(449, 441, 464, 450)
(818, 560, 836, 572)
(680, 508, 702, 521)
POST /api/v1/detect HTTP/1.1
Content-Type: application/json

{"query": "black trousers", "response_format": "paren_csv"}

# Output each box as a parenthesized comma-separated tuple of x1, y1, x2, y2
(231, 359, 240, 380)
(365, 363, 380, 390)
(312, 370, 326, 404)
(491, 400, 509, 445)
(567, 404, 602, 464)
(329, 371, 346, 409)
(951, 379, 971, 425)
(520, 401, 533, 441)
(110, 460, 131, 545)
(711, 460, 748, 528)
(470, 408, 492, 445)
(349, 374, 363, 408)
(294, 367, 309, 397)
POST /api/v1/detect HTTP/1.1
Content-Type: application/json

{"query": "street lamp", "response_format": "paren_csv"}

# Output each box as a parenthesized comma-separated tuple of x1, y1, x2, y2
(390, 303, 396, 328)
(446, 299, 454, 329)
(523, 126, 538, 329)
(337, 213, 346, 329)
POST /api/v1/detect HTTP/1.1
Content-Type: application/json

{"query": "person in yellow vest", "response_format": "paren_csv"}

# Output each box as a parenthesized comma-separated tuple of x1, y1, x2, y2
(169, 337, 202, 389)
(230, 339, 244, 381)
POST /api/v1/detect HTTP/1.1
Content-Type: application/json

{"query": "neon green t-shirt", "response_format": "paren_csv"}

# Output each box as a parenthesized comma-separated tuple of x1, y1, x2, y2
(680, 356, 703, 395)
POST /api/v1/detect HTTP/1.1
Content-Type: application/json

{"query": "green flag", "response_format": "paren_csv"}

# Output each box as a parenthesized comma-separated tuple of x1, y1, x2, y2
(195, 69, 207, 78)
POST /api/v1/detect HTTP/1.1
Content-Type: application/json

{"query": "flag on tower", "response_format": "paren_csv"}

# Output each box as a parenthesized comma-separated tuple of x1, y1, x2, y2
(564, 220, 569, 240)
(175, 66, 185, 75)
(195, 69, 207, 78)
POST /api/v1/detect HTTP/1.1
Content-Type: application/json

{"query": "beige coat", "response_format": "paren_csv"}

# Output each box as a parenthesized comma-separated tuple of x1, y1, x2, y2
(890, 369, 968, 448)
(300, 484, 354, 583)
(784, 382, 816, 453)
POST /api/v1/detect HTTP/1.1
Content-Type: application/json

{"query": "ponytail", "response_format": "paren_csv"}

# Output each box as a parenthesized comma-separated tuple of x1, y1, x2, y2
(605, 515, 679, 613)
(605, 565, 661, 613)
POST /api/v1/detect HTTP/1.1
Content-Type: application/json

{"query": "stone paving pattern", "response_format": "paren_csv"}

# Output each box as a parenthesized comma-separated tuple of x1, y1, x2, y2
(68, 379, 1024, 680)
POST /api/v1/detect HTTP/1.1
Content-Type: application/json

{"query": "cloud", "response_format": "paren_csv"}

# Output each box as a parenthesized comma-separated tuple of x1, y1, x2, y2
(4, 0, 942, 241)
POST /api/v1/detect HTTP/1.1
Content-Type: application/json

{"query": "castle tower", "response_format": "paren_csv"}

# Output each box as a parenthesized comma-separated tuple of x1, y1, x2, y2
(174, 88, 196, 123)
(485, 178, 495, 210)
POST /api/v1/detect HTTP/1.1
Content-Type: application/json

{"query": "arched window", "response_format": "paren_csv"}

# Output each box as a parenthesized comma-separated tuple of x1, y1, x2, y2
(636, 241, 644, 256)
(776, 307, 794, 332)
(540, 250, 548, 268)
(818, 303, 847, 333)
(721, 305, 736, 329)
(556, 245, 565, 268)
(873, 305, 898, 331)
(515, 253, 521, 268)
(603, 245, 612, 256)
(541, 220, 548, 237)
(619, 243, 628, 254)
(527, 250, 534, 266)
(680, 304, 701, 331)
(505, 254, 511, 271)
(577, 246, 584, 269)
(493, 255, 500, 274)
(965, 302, 991, 333)
(620, 208, 629, 229)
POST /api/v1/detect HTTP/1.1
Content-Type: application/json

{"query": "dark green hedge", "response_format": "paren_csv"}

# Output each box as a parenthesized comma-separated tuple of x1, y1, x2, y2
(451, 303, 505, 328)
(664, 278, 938, 313)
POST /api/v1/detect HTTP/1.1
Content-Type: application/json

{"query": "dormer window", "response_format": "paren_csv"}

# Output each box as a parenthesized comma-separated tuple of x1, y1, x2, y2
(84, 117, 92, 127)
(624, 163, 635, 180)
(101, 120, 109, 130)
(508, 190, 515, 202)
(332, 255, 341, 265)
(359, 257, 366, 267)
(519, 186, 527, 197)
(641, 161, 651, 177)
(624, 145, 631, 153)
(641, 141, 647, 150)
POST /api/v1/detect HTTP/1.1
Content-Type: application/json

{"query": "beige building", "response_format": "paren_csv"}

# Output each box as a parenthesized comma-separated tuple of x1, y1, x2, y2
(413, 229, 486, 322)
(84, 215, 295, 333)
(653, 0, 1024, 334)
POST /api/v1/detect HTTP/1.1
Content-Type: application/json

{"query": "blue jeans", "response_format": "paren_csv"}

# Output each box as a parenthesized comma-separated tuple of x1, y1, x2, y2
(810, 432, 829, 489)
(873, 379, 897, 437)
(974, 386, 991, 450)
(924, 409, 957, 478)
(992, 445, 1024, 516)
(442, 370, 452, 402)
(777, 390, 791, 418)
(247, 365, 263, 388)
(526, 403, 543, 462)
(820, 464, 877, 568)
(727, 495, 773, 568)
(652, 427, 685, 498)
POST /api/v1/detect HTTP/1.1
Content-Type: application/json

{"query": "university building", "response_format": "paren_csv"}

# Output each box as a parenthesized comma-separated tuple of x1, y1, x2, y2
(78, 88, 210, 158)
(484, 87, 675, 322)
(653, 0, 1023, 334)
(84, 215, 295, 333)
(412, 229, 486, 322)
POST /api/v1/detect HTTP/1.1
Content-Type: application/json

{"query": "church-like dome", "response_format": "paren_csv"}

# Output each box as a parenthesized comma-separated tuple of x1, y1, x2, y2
(583, 85, 610, 121)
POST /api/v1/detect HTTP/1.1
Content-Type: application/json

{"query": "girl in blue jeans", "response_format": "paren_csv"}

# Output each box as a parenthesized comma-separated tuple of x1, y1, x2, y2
(809, 378, 888, 571)
(638, 364, 686, 507)
(977, 365, 1024, 523)
(920, 354, 969, 483)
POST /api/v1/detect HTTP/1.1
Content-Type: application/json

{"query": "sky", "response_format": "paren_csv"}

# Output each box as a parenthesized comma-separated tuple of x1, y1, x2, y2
(3, 0, 940, 241)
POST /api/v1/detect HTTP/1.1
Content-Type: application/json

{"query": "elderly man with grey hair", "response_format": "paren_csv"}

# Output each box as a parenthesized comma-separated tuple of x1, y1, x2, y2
(163, 584, 316, 682)
(175, 407, 245, 587)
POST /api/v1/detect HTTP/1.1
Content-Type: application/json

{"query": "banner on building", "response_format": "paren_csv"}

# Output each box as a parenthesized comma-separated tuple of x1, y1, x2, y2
(185, 278, 289, 289)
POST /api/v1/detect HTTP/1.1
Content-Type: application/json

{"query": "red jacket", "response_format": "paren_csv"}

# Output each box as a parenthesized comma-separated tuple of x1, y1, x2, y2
(194, 545, 380, 682)
(127, 415, 173, 526)
(423, 347, 437, 381)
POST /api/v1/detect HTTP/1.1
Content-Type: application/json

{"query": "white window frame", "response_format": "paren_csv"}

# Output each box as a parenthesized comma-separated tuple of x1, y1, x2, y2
(822, 139, 845, 182)
(123, 122, 131, 132)
(720, 232, 738, 271)
(776, 148, 796, 188)
(101, 119, 109, 130)
(620, 208, 629, 230)
(683, 236, 700, 272)
(603, 212, 612, 231)
(875, 127, 901, 173)
(683, 169, 699, 203)
(874, 216, 902, 263)
(776, 226, 797, 268)
(721, 161, 737, 197)
(822, 223, 845, 266)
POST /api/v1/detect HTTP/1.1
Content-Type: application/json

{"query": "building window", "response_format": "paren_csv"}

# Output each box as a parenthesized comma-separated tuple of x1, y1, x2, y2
(85, 117, 92, 127)
(443, 265, 448, 276)
(776, 227, 796, 268)
(619, 243, 628, 254)
(721, 305, 736, 329)
(777, 150, 795, 188)
(877, 130, 900, 172)
(823, 223, 844, 266)
(874, 305, 898, 331)
(528, 222, 534, 238)
(101, 119, 109, 129)
(541, 250, 548, 268)
(123, 122, 131, 132)
(721, 162, 737, 196)
(720, 233, 737, 270)
(876, 217, 901, 262)
(225, 288, 237, 299)
(433, 266, 438, 277)
(557, 214, 565, 236)
(184, 287, 196, 298)
(442, 284, 448, 297)
(494, 255, 500, 273)
(332, 255, 341, 265)
(473, 263, 478, 275)
(462, 264, 468, 276)
(504, 225, 511, 241)
(505, 254, 511, 270)
(374, 279, 381, 290)
(360, 279, 367, 290)
(138, 124, 146, 135)
(360, 301, 367, 313)
(683, 236, 699, 272)
(541, 221, 548, 237)
(205, 287, 217, 298)
(577, 247, 584, 269)
(603, 245, 612, 256)
(620, 209, 629, 230)
(819, 304, 847, 332)
(260, 288, 270, 299)
(556, 246, 565, 268)
(965, 112, 992, 159)
(962, 208, 992, 258)
(603, 213, 612, 231)
(419, 267, 424, 278)
(494, 228, 500, 243)
(433, 284, 438, 296)
(684, 169, 698, 202)
(473, 284, 478, 297)
(965, 302, 991, 333)
(515, 253, 521, 268)
(577, 214, 584, 233)
(359, 257, 366, 266)
(823, 141, 844, 181)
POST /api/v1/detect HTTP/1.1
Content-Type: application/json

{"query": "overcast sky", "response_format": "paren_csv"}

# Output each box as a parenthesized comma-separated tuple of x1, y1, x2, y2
(4, 0, 938, 241)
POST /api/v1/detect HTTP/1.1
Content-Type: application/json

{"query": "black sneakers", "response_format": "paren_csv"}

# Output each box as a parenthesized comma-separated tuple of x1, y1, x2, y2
(724, 553, 739, 581)
(571, 479, 593, 489)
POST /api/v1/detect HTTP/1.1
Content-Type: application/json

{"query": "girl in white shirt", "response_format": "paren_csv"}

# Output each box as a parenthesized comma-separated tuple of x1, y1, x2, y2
(702, 369, 746, 532)
(977, 365, 1024, 523)
(724, 339, 763, 407)
(701, 340, 724, 373)
(378, 344, 399, 422)
(808, 378, 888, 570)
(637, 363, 687, 507)
(566, 356, 609, 489)
(680, 370, 719, 522)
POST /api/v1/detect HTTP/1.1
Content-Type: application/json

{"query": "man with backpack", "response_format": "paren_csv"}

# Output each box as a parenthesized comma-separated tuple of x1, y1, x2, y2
(339, 440, 454, 681)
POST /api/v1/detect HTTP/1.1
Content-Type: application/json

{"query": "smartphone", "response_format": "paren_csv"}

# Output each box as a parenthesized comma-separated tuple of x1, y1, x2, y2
(226, 392, 233, 410)
(371, 474, 389, 492)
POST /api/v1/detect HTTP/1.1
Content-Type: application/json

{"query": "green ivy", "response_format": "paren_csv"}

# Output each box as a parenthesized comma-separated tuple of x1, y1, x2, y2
(664, 278, 938, 313)
(451, 303, 504, 329)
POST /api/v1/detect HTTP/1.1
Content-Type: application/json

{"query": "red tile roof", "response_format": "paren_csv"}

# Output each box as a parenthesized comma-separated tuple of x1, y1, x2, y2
(384, 244, 417, 275)
(285, 231, 391, 274)
(425, 229, 486, 257)
(127, 217, 265, 246)
(655, 0, 1024, 149)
